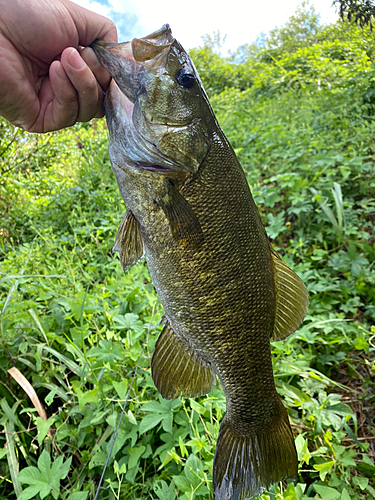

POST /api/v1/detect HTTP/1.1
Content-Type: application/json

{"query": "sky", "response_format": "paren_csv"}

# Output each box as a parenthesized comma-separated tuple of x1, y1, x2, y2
(74, 0, 339, 53)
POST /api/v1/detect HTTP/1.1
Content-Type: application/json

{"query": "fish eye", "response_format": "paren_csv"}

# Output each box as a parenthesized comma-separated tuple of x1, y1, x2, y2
(176, 68, 195, 89)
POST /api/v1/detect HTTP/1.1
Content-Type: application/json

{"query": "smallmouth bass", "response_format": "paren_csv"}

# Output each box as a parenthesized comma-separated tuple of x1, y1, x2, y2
(91, 25, 308, 500)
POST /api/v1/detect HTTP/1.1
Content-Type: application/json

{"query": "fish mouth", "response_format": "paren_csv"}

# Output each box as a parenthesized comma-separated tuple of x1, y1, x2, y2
(91, 24, 204, 177)
(91, 24, 174, 104)
(92, 23, 174, 58)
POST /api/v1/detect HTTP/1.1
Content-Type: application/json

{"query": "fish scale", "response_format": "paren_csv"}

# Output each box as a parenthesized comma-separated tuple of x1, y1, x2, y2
(92, 24, 309, 500)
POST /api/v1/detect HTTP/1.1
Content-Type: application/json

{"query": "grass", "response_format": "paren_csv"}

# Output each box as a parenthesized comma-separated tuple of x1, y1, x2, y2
(0, 12, 375, 500)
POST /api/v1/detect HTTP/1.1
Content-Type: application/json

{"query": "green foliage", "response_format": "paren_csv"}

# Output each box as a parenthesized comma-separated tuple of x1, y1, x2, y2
(1, 4, 374, 500)
(189, 33, 251, 96)
(335, 0, 375, 27)
(261, 1, 323, 53)
(191, 5, 375, 98)
(17, 450, 71, 500)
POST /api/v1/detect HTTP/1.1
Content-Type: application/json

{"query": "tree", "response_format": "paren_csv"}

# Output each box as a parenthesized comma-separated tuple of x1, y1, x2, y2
(265, 1, 323, 51)
(335, 0, 375, 27)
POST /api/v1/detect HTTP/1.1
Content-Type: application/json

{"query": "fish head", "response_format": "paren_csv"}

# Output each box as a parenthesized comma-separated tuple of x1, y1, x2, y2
(91, 25, 214, 178)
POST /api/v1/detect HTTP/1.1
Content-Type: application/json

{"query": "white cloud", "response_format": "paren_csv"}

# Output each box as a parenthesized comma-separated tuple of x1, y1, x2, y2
(72, 0, 111, 18)
(74, 0, 339, 52)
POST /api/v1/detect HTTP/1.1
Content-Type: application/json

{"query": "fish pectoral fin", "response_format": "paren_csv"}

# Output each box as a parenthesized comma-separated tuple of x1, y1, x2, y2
(151, 319, 214, 399)
(113, 210, 145, 271)
(213, 405, 297, 500)
(156, 182, 203, 246)
(271, 248, 309, 341)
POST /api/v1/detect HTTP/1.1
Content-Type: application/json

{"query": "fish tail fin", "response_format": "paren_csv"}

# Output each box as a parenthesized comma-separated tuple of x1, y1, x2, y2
(213, 406, 297, 500)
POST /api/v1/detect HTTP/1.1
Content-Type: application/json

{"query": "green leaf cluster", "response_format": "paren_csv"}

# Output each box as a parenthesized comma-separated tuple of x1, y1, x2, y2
(17, 450, 71, 500)
(0, 3, 374, 500)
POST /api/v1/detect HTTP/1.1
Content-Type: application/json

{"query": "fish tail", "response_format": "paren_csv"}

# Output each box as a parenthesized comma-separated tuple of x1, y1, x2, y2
(213, 406, 297, 500)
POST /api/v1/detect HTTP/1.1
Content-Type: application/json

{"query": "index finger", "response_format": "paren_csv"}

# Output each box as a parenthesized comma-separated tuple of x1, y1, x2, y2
(62, 0, 118, 46)
(80, 46, 111, 92)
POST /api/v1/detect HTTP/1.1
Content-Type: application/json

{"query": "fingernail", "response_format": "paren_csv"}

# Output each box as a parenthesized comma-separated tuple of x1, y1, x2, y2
(81, 47, 100, 69)
(68, 48, 86, 70)
(56, 62, 68, 81)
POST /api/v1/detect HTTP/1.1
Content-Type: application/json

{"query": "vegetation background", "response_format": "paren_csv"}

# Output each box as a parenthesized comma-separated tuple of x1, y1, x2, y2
(0, 3, 374, 499)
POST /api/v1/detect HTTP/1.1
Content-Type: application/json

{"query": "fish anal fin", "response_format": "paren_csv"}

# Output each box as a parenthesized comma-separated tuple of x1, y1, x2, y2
(271, 247, 309, 341)
(213, 406, 297, 500)
(151, 319, 214, 400)
(113, 210, 144, 271)
(156, 182, 203, 246)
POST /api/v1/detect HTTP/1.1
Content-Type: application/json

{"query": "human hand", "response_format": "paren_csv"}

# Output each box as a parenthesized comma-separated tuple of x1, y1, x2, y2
(0, 0, 117, 132)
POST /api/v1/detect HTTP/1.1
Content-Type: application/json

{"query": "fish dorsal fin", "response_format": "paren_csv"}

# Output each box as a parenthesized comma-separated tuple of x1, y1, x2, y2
(271, 248, 309, 341)
(113, 210, 144, 271)
(151, 318, 215, 399)
(156, 182, 203, 246)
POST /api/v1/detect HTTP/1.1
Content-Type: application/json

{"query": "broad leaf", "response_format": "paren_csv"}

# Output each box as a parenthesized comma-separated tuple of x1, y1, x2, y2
(313, 484, 340, 500)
